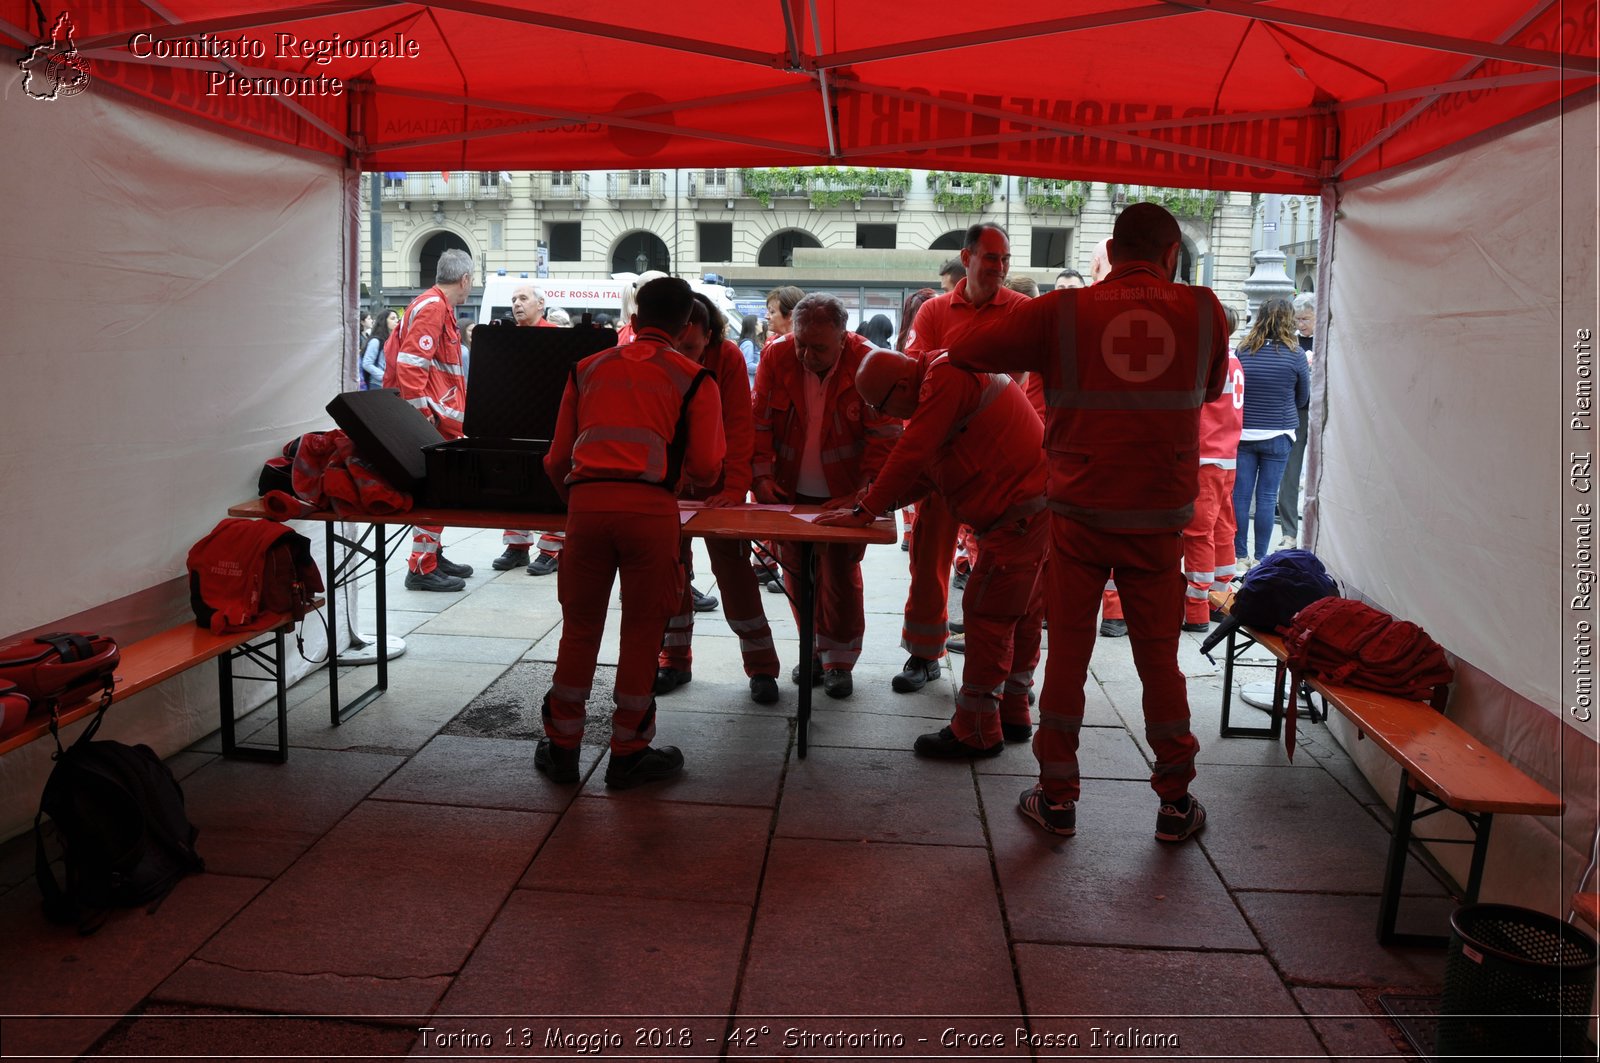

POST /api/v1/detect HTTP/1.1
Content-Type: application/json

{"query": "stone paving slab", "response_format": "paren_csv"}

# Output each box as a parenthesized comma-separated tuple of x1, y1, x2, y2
(372, 733, 601, 812)
(583, 708, 792, 808)
(179, 801, 550, 1016)
(977, 723, 1150, 781)
(735, 837, 1020, 1048)
(1237, 891, 1453, 988)
(1192, 763, 1448, 896)
(411, 580, 564, 639)
(181, 747, 406, 878)
(521, 796, 770, 904)
(257, 657, 509, 756)
(777, 745, 988, 847)
(804, 706, 953, 752)
(1014, 943, 1326, 1060)
(393, 632, 536, 664)
(431, 888, 748, 1045)
(1292, 986, 1413, 1062)
(981, 775, 1260, 950)
(0, 871, 268, 1060)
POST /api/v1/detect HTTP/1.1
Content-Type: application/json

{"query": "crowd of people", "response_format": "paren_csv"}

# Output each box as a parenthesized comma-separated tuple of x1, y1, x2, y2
(377, 203, 1318, 837)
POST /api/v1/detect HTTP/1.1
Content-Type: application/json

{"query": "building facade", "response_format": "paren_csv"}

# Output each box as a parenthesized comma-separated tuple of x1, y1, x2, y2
(358, 169, 1319, 332)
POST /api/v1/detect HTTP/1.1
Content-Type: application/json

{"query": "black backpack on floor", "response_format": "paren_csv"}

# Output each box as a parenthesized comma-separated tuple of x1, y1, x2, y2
(35, 711, 205, 934)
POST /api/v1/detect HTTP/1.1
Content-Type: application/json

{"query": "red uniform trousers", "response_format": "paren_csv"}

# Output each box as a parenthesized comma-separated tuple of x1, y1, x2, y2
(1182, 465, 1238, 624)
(659, 537, 780, 677)
(1034, 515, 1200, 804)
(544, 485, 684, 756)
(901, 493, 961, 658)
(1102, 579, 1123, 621)
(955, 523, 979, 576)
(410, 525, 446, 574)
(781, 494, 866, 671)
(950, 511, 1047, 746)
(502, 529, 565, 558)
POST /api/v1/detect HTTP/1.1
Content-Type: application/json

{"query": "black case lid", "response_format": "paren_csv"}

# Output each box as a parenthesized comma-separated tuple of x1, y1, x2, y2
(325, 388, 445, 492)
(463, 323, 616, 440)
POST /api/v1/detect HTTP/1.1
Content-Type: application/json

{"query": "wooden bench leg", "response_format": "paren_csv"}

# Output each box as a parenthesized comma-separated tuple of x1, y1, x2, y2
(1220, 629, 1281, 740)
(216, 630, 290, 764)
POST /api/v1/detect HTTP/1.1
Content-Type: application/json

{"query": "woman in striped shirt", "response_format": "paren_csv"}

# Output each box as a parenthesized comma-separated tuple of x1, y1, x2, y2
(1232, 298, 1310, 566)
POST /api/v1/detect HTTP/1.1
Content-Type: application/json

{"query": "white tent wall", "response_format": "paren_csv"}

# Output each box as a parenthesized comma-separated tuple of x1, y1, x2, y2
(1312, 99, 1599, 910)
(0, 84, 354, 841)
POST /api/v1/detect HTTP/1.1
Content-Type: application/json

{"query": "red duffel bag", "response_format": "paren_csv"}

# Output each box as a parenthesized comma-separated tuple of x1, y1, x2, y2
(0, 680, 31, 738)
(0, 632, 120, 712)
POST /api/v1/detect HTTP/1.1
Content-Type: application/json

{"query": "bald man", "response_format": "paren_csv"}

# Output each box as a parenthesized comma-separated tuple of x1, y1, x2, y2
(820, 347, 1046, 757)
(947, 203, 1229, 845)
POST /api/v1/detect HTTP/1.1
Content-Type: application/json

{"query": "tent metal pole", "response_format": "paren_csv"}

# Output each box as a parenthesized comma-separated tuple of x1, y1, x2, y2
(807, 0, 839, 157)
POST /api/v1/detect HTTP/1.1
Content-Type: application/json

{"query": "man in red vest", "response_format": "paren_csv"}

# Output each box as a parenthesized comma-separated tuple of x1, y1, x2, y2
(393, 248, 475, 592)
(751, 294, 901, 699)
(536, 277, 726, 790)
(948, 204, 1229, 844)
(896, 224, 1030, 692)
(820, 348, 1047, 756)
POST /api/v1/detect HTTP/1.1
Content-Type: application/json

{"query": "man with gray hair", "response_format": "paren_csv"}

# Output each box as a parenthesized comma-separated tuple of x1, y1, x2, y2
(395, 247, 475, 591)
(751, 293, 901, 700)
(1277, 292, 1316, 547)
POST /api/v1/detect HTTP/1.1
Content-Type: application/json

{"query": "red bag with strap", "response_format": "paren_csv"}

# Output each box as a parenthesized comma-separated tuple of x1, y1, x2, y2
(1284, 598, 1454, 702)
(0, 633, 120, 712)
(186, 519, 324, 634)
(0, 680, 29, 738)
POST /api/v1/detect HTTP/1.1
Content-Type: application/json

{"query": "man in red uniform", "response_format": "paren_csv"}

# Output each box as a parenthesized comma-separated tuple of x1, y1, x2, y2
(394, 247, 476, 592)
(1183, 304, 1245, 629)
(492, 284, 567, 576)
(654, 295, 783, 705)
(751, 293, 901, 700)
(535, 278, 725, 790)
(947, 204, 1229, 844)
(820, 348, 1047, 756)
(896, 224, 1030, 692)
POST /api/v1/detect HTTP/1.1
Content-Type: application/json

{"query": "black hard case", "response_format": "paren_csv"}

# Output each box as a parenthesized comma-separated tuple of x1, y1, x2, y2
(421, 323, 617, 511)
(324, 388, 444, 495)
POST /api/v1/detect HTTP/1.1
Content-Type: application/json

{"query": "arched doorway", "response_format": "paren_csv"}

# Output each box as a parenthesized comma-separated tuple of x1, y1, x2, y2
(929, 230, 965, 251)
(758, 229, 822, 268)
(612, 231, 670, 275)
(418, 230, 470, 287)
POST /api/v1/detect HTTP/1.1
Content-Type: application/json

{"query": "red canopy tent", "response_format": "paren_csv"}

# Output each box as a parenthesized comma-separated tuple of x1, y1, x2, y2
(13, 0, 1596, 190)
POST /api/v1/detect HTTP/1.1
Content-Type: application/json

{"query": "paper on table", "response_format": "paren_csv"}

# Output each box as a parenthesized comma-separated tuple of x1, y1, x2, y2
(789, 512, 826, 523)
(679, 510, 697, 525)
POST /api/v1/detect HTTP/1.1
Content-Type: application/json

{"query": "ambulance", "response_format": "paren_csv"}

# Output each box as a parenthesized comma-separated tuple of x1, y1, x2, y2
(476, 272, 742, 332)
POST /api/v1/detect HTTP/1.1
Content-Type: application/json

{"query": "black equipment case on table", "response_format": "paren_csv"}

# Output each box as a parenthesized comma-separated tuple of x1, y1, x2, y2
(422, 323, 617, 511)
(325, 388, 445, 494)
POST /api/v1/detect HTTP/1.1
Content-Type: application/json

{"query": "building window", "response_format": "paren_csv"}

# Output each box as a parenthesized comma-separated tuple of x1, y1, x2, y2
(704, 168, 728, 186)
(699, 222, 733, 263)
(856, 224, 896, 250)
(629, 170, 652, 183)
(551, 171, 574, 187)
(548, 222, 582, 262)
(1031, 227, 1072, 269)
(489, 220, 503, 251)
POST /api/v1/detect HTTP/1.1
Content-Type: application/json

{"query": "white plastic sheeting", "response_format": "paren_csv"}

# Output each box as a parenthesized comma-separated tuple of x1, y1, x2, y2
(1314, 99, 1596, 741)
(0, 84, 353, 839)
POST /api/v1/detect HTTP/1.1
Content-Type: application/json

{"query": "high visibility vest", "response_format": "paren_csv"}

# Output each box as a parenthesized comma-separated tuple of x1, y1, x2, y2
(566, 336, 711, 490)
(1040, 262, 1228, 532)
(391, 287, 466, 439)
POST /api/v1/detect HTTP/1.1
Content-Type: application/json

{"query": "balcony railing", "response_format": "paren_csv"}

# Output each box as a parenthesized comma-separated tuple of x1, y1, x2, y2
(605, 171, 667, 204)
(735, 168, 910, 209)
(377, 172, 512, 203)
(531, 172, 590, 206)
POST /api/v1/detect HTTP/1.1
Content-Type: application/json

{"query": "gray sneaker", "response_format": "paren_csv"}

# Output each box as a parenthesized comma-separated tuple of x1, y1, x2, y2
(1017, 785, 1076, 836)
(1155, 795, 1207, 843)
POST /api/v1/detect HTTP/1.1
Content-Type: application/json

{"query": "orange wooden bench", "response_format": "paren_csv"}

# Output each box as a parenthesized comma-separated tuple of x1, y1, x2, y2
(1208, 589, 1565, 946)
(0, 607, 320, 764)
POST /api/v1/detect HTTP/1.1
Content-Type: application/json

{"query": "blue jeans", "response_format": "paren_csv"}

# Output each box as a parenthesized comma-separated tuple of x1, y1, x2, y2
(1233, 434, 1293, 559)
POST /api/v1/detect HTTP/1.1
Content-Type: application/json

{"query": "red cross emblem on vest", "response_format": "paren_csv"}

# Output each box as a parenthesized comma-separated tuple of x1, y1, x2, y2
(1100, 309, 1176, 383)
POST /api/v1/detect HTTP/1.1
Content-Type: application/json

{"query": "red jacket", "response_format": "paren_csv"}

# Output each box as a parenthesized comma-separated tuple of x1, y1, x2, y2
(544, 328, 725, 502)
(947, 261, 1229, 533)
(392, 286, 466, 440)
(905, 279, 1030, 359)
(860, 354, 1046, 532)
(1198, 351, 1246, 465)
(751, 331, 901, 500)
(683, 338, 755, 500)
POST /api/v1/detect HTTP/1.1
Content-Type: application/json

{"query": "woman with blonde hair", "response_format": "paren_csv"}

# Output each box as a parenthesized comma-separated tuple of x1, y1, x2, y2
(1231, 298, 1310, 567)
